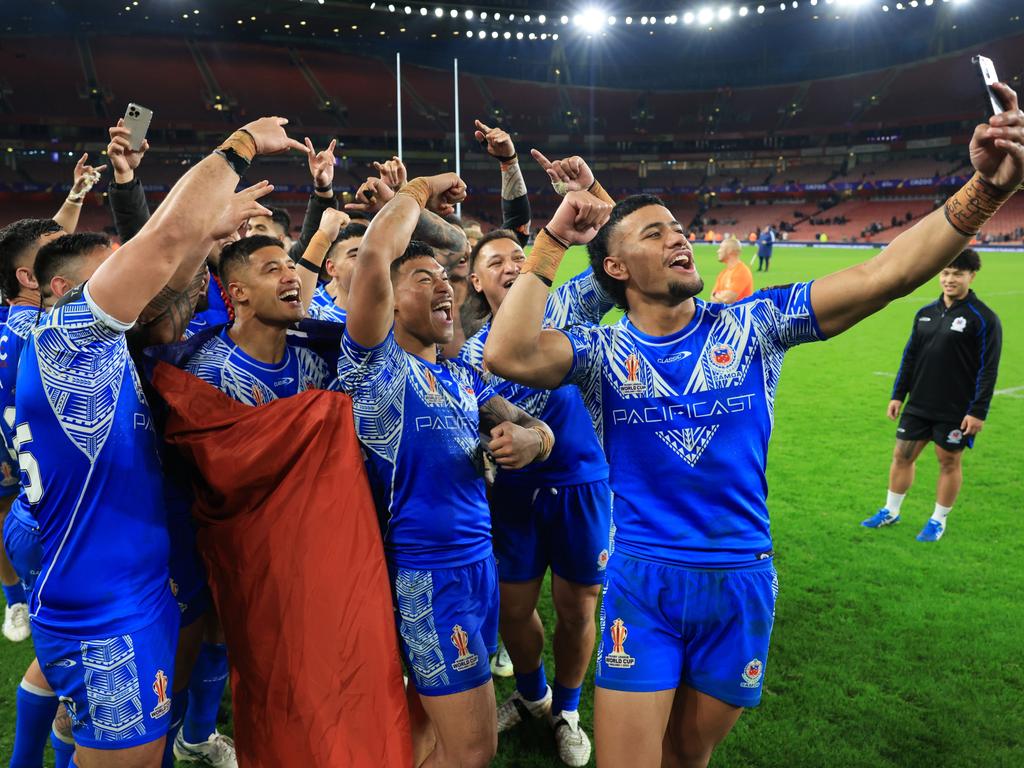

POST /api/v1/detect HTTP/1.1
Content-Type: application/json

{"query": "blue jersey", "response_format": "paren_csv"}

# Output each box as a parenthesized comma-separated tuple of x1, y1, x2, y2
(308, 284, 346, 324)
(0, 305, 40, 495)
(337, 329, 496, 569)
(185, 326, 335, 405)
(17, 285, 170, 637)
(186, 278, 231, 337)
(559, 282, 824, 568)
(460, 268, 611, 487)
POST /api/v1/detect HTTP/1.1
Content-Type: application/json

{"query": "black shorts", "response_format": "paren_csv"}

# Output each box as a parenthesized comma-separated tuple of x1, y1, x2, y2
(897, 411, 974, 452)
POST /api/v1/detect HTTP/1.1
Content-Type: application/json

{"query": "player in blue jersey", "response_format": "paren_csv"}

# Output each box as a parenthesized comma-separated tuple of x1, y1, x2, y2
(337, 171, 555, 768)
(460, 222, 613, 766)
(485, 85, 1023, 767)
(184, 234, 336, 403)
(15, 117, 305, 768)
(307, 220, 365, 324)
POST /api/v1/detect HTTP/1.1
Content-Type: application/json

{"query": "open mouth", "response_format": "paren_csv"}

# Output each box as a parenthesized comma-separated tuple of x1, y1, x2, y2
(279, 288, 301, 306)
(668, 250, 695, 273)
(502, 276, 518, 290)
(431, 299, 453, 324)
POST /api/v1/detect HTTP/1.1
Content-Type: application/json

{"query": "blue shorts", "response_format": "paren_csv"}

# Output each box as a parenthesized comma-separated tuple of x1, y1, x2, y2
(32, 594, 179, 750)
(390, 556, 499, 697)
(596, 554, 778, 708)
(166, 502, 209, 627)
(491, 478, 612, 586)
(2, 504, 41, 596)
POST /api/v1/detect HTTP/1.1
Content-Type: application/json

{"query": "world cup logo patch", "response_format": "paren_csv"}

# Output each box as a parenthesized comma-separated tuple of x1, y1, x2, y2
(421, 368, 445, 405)
(604, 618, 636, 669)
(151, 670, 172, 718)
(619, 354, 646, 396)
(740, 658, 764, 688)
(450, 624, 479, 672)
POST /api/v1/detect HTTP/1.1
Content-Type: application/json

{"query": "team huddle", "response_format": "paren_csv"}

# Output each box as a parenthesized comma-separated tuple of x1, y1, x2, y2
(0, 79, 1020, 768)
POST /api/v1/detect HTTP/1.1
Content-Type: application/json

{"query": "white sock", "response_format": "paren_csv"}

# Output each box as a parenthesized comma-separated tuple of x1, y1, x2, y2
(932, 503, 952, 524)
(885, 490, 906, 515)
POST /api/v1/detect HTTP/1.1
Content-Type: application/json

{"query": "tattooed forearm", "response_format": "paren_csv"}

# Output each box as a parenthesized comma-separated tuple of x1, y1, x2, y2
(136, 270, 205, 343)
(501, 161, 527, 201)
(478, 395, 543, 433)
(413, 209, 468, 254)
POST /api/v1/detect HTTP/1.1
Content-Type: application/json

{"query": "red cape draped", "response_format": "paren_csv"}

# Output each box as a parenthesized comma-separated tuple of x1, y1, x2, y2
(150, 360, 411, 768)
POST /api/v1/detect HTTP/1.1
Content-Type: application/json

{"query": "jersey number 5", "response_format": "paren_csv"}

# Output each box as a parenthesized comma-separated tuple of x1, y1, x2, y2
(12, 422, 42, 504)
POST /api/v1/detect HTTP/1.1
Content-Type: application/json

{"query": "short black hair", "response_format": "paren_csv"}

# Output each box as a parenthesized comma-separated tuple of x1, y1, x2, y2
(267, 206, 292, 236)
(390, 240, 436, 281)
(333, 222, 368, 248)
(949, 248, 981, 272)
(34, 232, 110, 301)
(468, 228, 520, 272)
(219, 235, 286, 283)
(587, 194, 667, 311)
(0, 218, 62, 299)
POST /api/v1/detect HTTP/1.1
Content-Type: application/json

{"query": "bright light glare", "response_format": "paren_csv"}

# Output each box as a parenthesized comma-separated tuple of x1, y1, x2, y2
(697, 6, 714, 23)
(577, 7, 605, 33)
(718, 6, 733, 20)
(683, 11, 695, 23)
(757, 4, 766, 11)
(739, 6, 749, 15)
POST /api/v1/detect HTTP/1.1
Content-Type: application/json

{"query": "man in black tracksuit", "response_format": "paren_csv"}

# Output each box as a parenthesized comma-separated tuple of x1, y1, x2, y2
(862, 249, 1002, 541)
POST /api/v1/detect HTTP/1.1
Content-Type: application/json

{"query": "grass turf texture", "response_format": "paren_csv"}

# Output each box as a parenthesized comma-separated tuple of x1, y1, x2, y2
(1, 245, 1020, 767)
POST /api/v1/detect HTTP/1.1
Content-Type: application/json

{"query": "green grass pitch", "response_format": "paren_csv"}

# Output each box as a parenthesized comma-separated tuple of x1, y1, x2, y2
(1, 245, 1021, 767)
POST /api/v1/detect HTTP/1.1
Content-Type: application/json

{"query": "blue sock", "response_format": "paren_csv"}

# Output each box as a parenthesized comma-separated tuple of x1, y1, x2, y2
(50, 728, 75, 768)
(514, 660, 548, 702)
(3, 581, 26, 607)
(551, 681, 582, 716)
(10, 679, 57, 768)
(161, 691, 188, 768)
(183, 642, 228, 744)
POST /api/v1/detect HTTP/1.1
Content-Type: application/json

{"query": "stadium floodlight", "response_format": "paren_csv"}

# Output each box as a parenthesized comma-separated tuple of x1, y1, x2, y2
(683, 11, 695, 23)
(779, 2, 786, 9)
(625, 15, 633, 23)
(404, 5, 411, 13)
(524, 14, 531, 21)
(882, 3, 889, 8)
(561, 15, 569, 24)
(420, 7, 427, 15)
(810, 0, 817, 5)
(538, 14, 546, 23)
(641, 15, 649, 23)
(909, 0, 918, 5)
(478, 29, 486, 37)
(480, 11, 488, 19)
(491, 30, 498, 37)
(388, 4, 395, 11)
(553, 32, 559, 39)
(792, 1, 798, 7)
(504, 30, 511, 38)
(541, 32, 548, 39)
(529, 31, 537, 38)
(575, 8, 605, 33)
(697, 6, 714, 23)
(925, 0, 933, 5)
(739, 6, 749, 15)
(608, 15, 617, 24)
(464, 9, 473, 18)
(719, 6, 733, 20)
(434, 7, 443, 17)
(450, 8, 458, 17)
(516, 31, 524, 38)
(757, 3, 766, 11)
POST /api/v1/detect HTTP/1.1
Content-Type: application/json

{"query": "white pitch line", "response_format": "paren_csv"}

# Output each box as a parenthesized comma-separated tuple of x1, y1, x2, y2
(994, 385, 1024, 399)
(873, 371, 895, 378)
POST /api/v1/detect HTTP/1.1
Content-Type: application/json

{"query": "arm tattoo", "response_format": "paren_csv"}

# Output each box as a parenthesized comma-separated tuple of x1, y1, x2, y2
(413, 210, 468, 254)
(479, 395, 541, 432)
(501, 162, 527, 201)
(137, 271, 205, 340)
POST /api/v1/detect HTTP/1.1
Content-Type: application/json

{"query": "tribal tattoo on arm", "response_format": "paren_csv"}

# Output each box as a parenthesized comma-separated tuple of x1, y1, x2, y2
(413, 209, 468, 256)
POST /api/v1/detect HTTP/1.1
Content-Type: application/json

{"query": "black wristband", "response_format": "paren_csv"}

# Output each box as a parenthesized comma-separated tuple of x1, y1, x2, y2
(493, 152, 517, 163)
(297, 258, 322, 273)
(543, 226, 571, 250)
(314, 183, 333, 193)
(215, 148, 250, 178)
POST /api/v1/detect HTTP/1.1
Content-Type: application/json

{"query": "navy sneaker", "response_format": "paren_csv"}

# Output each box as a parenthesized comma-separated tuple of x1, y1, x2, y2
(861, 508, 900, 528)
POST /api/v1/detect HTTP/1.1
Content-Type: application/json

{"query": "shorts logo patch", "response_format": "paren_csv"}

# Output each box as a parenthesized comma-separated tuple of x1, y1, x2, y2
(150, 670, 171, 719)
(619, 354, 645, 396)
(597, 549, 609, 570)
(740, 658, 764, 688)
(450, 625, 479, 672)
(709, 343, 735, 368)
(605, 618, 636, 669)
(947, 429, 963, 445)
(46, 658, 77, 669)
(950, 317, 967, 333)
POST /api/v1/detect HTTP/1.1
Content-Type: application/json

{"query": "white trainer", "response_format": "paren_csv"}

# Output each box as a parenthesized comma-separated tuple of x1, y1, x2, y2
(173, 729, 238, 767)
(3, 602, 30, 642)
(550, 709, 592, 767)
(496, 686, 552, 733)
(490, 640, 514, 677)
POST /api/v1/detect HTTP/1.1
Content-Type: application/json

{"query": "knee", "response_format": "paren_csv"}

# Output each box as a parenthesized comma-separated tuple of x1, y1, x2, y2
(663, 733, 714, 768)
(553, 590, 599, 633)
(439, 731, 497, 768)
(935, 450, 962, 473)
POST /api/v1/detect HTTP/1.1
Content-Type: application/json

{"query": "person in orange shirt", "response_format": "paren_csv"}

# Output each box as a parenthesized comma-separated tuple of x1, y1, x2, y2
(710, 236, 754, 303)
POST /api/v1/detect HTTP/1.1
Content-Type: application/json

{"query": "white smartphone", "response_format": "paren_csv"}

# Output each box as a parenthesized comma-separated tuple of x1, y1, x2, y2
(122, 102, 154, 151)
(971, 55, 1005, 117)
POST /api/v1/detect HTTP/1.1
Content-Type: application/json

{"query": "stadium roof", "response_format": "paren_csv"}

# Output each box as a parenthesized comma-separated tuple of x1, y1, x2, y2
(3, 0, 1022, 89)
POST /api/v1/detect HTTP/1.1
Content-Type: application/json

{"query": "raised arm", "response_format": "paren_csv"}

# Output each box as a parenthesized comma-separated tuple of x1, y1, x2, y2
(478, 394, 554, 470)
(346, 173, 466, 348)
(88, 117, 304, 324)
(106, 118, 153, 243)
(297, 207, 349, 311)
(52, 153, 107, 233)
(484, 190, 612, 389)
(287, 137, 341, 261)
(810, 83, 1023, 338)
(474, 119, 532, 245)
(531, 149, 615, 206)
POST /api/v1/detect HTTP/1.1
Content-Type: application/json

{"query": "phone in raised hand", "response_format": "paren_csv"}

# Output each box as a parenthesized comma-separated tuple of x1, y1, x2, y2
(122, 102, 154, 151)
(971, 55, 1005, 117)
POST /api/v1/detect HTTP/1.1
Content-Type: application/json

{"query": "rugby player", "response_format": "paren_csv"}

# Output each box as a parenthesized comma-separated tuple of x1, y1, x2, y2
(337, 172, 555, 768)
(863, 249, 1002, 541)
(14, 117, 303, 768)
(484, 84, 1023, 766)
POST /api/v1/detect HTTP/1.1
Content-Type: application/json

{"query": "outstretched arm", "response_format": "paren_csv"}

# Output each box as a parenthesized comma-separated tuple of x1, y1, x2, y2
(345, 173, 466, 348)
(484, 190, 612, 389)
(474, 119, 532, 244)
(297, 207, 349, 311)
(531, 149, 615, 206)
(52, 153, 107, 233)
(88, 117, 304, 324)
(810, 83, 1023, 338)
(105, 118, 152, 243)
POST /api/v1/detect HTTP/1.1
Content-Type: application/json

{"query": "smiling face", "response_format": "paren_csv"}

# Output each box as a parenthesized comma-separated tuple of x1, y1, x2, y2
(326, 233, 362, 296)
(469, 236, 525, 315)
(939, 266, 975, 302)
(604, 204, 704, 307)
(226, 245, 305, 325)
(393, 255, 454, 345)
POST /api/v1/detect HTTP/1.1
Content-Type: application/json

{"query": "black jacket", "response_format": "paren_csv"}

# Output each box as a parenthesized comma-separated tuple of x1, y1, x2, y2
(892, 290, 1002, 421)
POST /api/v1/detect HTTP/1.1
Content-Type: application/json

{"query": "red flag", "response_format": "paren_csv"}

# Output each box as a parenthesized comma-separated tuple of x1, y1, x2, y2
(150, 359, 412, 768)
